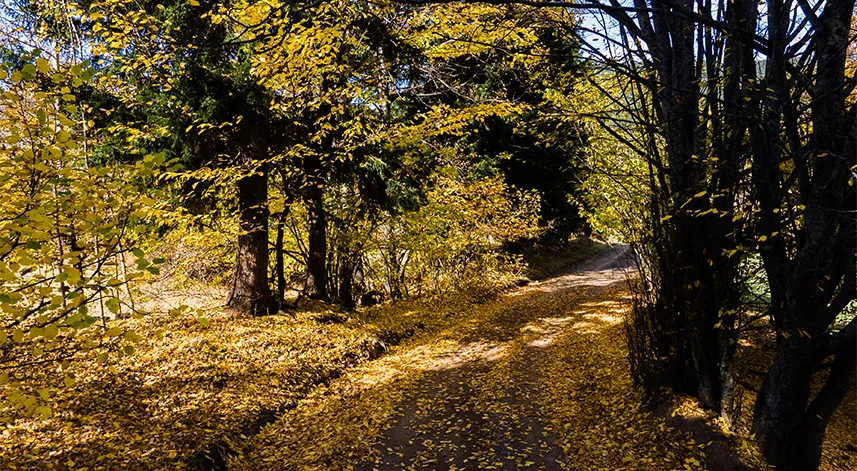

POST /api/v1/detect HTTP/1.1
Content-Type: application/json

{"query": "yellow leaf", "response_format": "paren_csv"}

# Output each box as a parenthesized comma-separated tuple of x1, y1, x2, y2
(106, 327, 123, 337)
(37, 406, 53, 418)
(36, 57, 50, 74)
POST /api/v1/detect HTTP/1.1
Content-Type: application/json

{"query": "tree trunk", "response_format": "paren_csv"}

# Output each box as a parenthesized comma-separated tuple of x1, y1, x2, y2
(305, 181, 328, 301)
(797, 347, 856, 470)
(718, 316, 738, 428)
(226, 119, 276, 316)
(751, 331, 816, 468)
(752, 335, 856, 471)
(338, 251, 356, 311)
(274, 209, 287, 303)
(226, 170, 276, 315)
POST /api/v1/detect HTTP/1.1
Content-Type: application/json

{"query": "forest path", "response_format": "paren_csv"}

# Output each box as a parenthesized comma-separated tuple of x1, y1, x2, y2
(360, 245, 634, 471)
(235, 246, 717, 471)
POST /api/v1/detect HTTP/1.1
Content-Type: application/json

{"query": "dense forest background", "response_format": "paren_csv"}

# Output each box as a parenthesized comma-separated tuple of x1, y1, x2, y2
(0, 0, 854, 469)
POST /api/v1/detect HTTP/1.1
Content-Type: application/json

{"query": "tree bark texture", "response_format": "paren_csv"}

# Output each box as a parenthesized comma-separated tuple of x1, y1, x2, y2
(226, 121, 277, 316)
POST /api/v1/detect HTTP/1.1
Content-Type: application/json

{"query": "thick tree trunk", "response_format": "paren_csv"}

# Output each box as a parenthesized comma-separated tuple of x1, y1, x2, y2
(305, 181, 328, 301)
(797, 348, 856, 470)
(753, 332, 856, 471)
(226, 119, 276, 316)
(718, 328, 737, 427)
(687, 317, 718, 410)
(752, 332, 816, 468)
(754, 304, 857, 471)
(226, 170, 276, 315)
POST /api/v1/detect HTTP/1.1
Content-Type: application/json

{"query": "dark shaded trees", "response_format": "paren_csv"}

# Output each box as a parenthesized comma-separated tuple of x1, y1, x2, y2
(169, 45, 281, 315)
(747, 0, 856, 466)
(411, 16, 591, 242)
(302, 152, 330, 301)
(570, 1, 855, 468)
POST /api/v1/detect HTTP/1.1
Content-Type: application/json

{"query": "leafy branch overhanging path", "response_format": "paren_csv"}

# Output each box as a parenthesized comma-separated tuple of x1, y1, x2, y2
(234, 246, 750, 470)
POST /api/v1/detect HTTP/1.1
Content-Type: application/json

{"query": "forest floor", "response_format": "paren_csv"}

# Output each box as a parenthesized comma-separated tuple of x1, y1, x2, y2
(3, 244, 854, 471)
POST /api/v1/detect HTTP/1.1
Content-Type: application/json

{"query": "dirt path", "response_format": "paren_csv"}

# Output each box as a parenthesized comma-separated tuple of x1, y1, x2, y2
(236, 246, 737, 471)
(360, 246, 635, 470)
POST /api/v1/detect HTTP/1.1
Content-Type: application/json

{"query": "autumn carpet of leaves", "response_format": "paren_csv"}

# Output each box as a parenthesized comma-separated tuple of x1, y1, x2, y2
(2, 246, 854, 470)
(230, 247, 730, 471)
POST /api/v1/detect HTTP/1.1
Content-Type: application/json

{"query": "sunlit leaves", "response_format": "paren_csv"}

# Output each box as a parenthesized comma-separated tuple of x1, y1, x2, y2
(0, 58, 165, 416)
(407, 3, 541, 61)
(376, 173, 540, 295)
